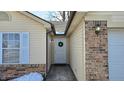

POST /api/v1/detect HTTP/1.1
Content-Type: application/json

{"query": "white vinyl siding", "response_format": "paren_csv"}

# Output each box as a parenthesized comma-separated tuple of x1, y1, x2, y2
(69, 20, 85, 81)
(0, 12, 10, 21)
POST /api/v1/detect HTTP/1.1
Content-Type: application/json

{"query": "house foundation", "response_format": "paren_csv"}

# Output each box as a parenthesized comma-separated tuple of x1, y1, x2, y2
(0, 64, 45, 80)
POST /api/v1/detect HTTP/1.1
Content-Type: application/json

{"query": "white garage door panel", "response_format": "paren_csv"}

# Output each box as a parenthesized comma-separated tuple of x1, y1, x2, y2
(109, 30, 124, 80)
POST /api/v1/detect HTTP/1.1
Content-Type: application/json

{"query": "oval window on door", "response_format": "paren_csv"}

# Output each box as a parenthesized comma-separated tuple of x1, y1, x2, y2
(58, 41, 64, 47)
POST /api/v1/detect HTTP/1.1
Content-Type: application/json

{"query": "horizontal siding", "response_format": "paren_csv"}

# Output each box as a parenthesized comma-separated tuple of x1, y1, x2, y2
(69, 29, 83, 80)
(85, 11, 124, 27)
(0, 12, 46, 64)
(69, 20, 85, 80)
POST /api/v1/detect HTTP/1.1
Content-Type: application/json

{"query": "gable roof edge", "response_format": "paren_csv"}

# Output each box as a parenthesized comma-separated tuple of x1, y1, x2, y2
(64, 11, 76, 35)
(19, 11, 56, 34)
(65, 12, 87, 36)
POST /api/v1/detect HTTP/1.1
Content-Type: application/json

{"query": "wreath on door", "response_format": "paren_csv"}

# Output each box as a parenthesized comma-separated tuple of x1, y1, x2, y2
(58, 42, 64, 47)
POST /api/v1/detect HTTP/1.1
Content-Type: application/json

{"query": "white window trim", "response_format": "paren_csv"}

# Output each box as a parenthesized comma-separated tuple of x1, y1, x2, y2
(20, 32, 29, 64)
(2, 32, 21, 64)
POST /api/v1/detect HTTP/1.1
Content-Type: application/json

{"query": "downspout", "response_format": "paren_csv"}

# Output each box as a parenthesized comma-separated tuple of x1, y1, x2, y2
(46, 23, 55, 77)
(46, 30, 53, 75)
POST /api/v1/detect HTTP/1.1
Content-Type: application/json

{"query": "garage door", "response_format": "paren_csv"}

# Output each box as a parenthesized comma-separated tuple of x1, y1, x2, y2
(109, 29, 124, 80)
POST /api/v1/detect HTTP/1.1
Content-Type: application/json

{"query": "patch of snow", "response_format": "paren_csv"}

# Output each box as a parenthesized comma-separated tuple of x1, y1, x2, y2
(11, 72, 44, 81)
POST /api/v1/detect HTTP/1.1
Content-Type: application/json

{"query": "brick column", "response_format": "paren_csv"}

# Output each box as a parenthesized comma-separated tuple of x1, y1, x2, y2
(85, 21, 109, 80)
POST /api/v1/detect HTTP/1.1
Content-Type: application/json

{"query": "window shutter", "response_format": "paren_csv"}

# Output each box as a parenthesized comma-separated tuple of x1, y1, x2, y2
(21, 32, 29, 64)
(0, 33, 2, 64)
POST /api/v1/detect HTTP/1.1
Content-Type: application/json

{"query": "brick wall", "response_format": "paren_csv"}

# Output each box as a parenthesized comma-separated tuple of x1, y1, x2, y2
(0, 64, 45, 80)
(85, 21, 109, 80)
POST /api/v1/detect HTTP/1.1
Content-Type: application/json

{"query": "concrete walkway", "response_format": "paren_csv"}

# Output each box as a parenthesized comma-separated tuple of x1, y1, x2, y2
(46, 64, 77, 81)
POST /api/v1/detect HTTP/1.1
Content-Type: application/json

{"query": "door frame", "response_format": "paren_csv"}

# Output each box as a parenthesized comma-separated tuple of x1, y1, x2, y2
(53, 36, 67, 64)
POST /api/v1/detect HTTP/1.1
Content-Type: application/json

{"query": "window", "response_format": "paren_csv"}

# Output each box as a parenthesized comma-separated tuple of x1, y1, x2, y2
(0, 32, 29, 64)
(2, 33, 20, 63)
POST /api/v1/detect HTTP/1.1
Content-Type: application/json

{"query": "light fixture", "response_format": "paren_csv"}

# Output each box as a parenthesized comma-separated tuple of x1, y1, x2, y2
(94, 21, 101, 36)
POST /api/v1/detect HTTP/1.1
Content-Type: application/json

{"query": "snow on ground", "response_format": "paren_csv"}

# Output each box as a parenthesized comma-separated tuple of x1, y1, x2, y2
(11, 72, 44, 81)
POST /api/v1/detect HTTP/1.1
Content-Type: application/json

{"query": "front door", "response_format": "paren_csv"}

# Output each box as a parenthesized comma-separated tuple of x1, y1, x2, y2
(54, 37, 66, 64)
